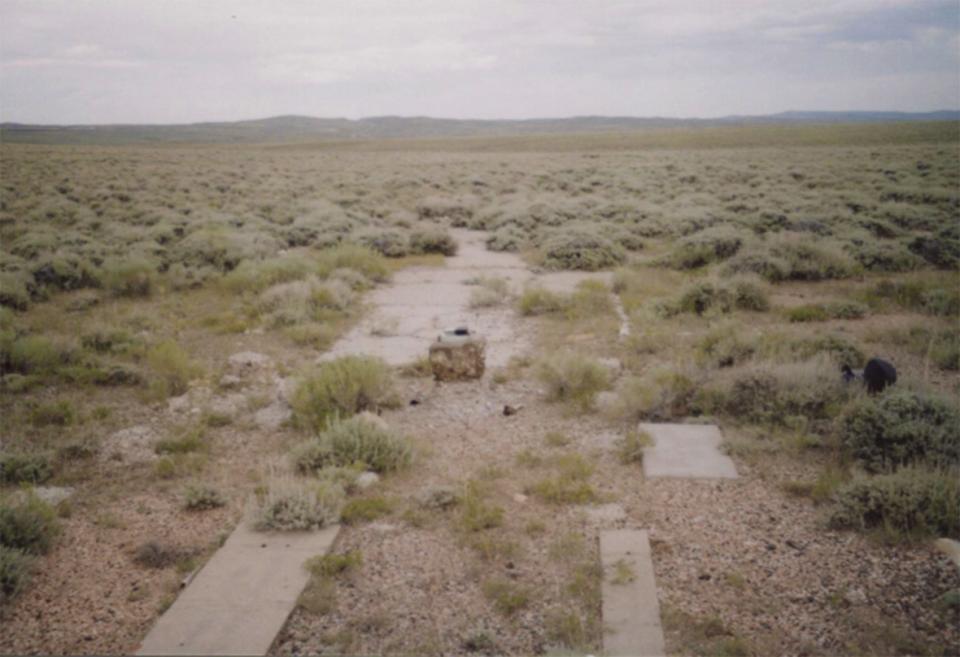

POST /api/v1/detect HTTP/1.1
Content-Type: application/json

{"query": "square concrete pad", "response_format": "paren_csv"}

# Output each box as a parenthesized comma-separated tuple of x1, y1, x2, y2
(640, 423, 738, 479)
(600, 529, 665, 657)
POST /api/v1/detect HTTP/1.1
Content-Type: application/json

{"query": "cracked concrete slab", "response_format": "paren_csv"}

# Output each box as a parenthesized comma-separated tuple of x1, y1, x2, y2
(136, 523, 339, 656)
(640, 422, 738, 479)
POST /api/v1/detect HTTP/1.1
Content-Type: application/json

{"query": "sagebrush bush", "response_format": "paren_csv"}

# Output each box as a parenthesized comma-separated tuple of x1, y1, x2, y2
(613, 369, 698, 421)
(517, 286, 567, 316)
(253, 477, 343, 531)
(314, 243, 389, 284)
(4, 335, 73, 375)
(221, 255, 312, 294)
(697, 329, 755, 368)
(536, 352, 611, 410)
(541, 229, 626, 271)
(291, 415, 412, 474)
(29, 400, 76, 427)
(460, 481, 504, 532)
(353, 229, 410, 258)
(340, 496, 392, 525)
(0, 453, 52, 485)
(615, 430, 652, 465)
(486, 226, 527, 252)
(725, 236, 856, 282)
(829, 467, 959, 538)
(0, 546, 34, 606)
(699, 359, 848, 428)
(183, 484, 226, 510)
(409, 227, 458, 256)
(666, 226, 744, 269)
(0, 494, 60, 554)
(100, 257, 156, 297)
(291, 356, 398, 431)
(840, 389, 960, 472)
(146, 340, 200, 398)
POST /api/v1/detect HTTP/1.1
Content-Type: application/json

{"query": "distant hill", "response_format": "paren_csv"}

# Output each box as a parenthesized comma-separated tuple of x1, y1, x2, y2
(2, 110, 957, 145)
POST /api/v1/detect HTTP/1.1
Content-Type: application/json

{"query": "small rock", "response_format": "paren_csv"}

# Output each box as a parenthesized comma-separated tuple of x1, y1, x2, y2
(513, 493, 528, 504)
(227, 351, 272, 374)
(253, 402, 291, 430)
(417, 486, 459, 509)
(844, 588, 868, 605)
(355, 472, 380, 490)
(503, 404, 523, 416)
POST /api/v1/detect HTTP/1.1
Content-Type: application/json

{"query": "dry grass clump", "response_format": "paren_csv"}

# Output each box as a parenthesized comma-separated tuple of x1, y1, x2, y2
(613, 368, 698, 421)
(839, 389, 959, 473)
(291, 415, 412, 474)
(908, 227, 960, 270)
(829, 466, 959, 538)
(314, 243, 390, 284)
(517, 286, 567, 316)
(0, 545, 34, 606)
(0, 493, 60, 555)
(659, 278, 769, 317)
(257, 277, 353, 327)
(291, 356, 398, 431)
(541, 228, 626, 271)
(528, 453, 597, 505)
(146, 339, 201, 399)
(183, 484, 227, 511)
(860, 277, 959, 317)
(408, 226, 458, 256)
(253, 476, 344, 531)
(485, 225, 528, 252)
(353, 229, 410, 258)
(696, 328, 755, 369)
(100, 257, 157, 297)
(221, 255, 313, 294)
(467, 277, 510, 308)
(536, 352, 611, 411)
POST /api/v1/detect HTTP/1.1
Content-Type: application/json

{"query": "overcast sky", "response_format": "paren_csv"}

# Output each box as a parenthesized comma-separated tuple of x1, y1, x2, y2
(2, 0, 958, 124)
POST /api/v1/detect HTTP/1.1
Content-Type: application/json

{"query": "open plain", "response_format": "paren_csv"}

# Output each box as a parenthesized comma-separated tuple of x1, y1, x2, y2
(1, 122, 958, 656)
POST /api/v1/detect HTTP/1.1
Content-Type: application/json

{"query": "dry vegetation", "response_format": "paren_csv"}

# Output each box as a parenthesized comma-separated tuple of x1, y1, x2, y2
(0, 123, 958, 655)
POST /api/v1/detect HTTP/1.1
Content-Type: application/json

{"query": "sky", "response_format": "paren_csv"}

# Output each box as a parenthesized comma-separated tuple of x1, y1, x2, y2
(1, 0, 958, 124)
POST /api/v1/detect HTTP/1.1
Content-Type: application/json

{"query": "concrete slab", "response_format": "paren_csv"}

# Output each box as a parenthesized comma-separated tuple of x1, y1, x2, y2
(137, 523, 339, 656)
(640, 423, 738, 479)
(600, 529, 665, 657)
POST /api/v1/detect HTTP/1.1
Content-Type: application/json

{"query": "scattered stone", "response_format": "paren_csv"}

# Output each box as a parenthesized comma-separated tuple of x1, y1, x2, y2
(106, 426, 157, 462)
(253, 402, 291, 430)
(512, 493, 528, 504)
(227, 351, 272, 374)
(417, 486, 459, 510)
(355, 472, 380, 490)
(844, 588, 868, 605)
(582, 503, 626, 524)
(429, 334, 486, 381)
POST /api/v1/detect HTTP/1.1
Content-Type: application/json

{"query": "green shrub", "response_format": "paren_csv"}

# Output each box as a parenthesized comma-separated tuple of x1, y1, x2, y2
(528, 453, 597, 504)
(183, 484, 226, 511)
(133, 540, 189, 569)
(340, 497, 392, 525)
(863, 279, 959, 317)
(155, 427, 207, 455)
(0, 453, 52, 485)
(253, 478, 343, 531)
(6, 335, 72, 375)
(221, 256, 312, 294)
(731, 277, 770, 311)
(517, 286, 567, 316)
(101, 257, 156, 297)
(353, 229, 410, 258)
(666, 226, 744, 269)
(565, 280, 615, 319)
(536, 352, 611, 410)
(613, 369, 698, 421)
(314, 243, 389, 284)
(541, 230, 626, 271)
(662, 281, 733, 317)
(460, 481, 503, 532)
(786, 305, 829, 323)
(291, 415, 411, 474)
(291, 356, 398, 431)
(482, 578, 529, 616)
(615, 431, 652, 465)
(846, 241, 921, 272)
(0, 494, 60, 554)
(306, 550, 363, 577)
(30, 400, 76, 427)
(697, 329, 755, 368)
(908, 230, 960, 270)
(409, 227, 458, 256)
(0, 273, 32, 310)
(700, 360, 848, 428)
(840, 389, 959, 472)
(146, 340, 200, 398)
(726, 237, 856, 282)
(0, 546, 34, 606)
(829, 467, 959, 538)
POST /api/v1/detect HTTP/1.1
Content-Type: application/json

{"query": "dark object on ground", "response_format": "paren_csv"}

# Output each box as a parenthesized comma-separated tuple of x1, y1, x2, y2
(842, 358, 897, 394)
(503, 404, 523, 416)
(453, 327, 470, 336)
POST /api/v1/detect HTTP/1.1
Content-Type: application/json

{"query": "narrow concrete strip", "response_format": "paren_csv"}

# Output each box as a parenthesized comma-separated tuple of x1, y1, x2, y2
(641, 422, 739, 479)
(600, 529, 666, 657)
(137, 523, 339, 656)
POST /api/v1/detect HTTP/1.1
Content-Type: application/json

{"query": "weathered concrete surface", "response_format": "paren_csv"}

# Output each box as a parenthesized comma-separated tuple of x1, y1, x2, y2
(322, 230, 532, 368)
(640, 423, 739, 479)
(600, 529, 666, 657)
(136, 523, 339, 656)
